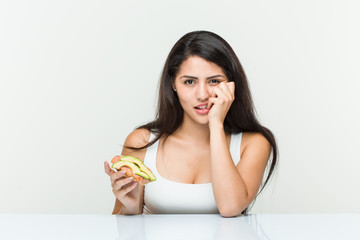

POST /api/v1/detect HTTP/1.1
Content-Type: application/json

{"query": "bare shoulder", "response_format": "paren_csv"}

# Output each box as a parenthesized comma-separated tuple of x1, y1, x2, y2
(243, 132, 270, 148)
(241, 132, 271, 161)
(122, 128, 151, 161)
(124, 128, 151, 148)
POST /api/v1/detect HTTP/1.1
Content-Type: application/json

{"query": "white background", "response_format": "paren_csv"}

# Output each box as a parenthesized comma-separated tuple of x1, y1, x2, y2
(0, 0, 359, 214)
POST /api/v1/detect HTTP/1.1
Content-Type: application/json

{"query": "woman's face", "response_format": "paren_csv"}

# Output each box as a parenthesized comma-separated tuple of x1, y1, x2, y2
(173, 55, 228, 126)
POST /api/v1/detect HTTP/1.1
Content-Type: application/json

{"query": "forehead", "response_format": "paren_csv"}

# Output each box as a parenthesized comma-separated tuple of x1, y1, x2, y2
(177, 56, 225, 76)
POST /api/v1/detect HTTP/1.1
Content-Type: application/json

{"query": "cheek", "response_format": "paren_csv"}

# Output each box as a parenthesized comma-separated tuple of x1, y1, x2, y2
(177, 91, 193, 108)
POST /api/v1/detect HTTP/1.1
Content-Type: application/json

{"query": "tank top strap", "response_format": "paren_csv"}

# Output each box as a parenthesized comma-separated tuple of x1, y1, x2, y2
(143, 132, 160, 176)
(230, 132, 242, 166)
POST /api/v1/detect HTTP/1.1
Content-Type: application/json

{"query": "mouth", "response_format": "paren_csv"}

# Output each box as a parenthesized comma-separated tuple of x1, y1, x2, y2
(194, 103, 209, 114)
(194, 105, 207, 110)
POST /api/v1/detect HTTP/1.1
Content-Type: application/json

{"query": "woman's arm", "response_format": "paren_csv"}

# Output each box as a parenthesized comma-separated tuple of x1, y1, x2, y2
(112, 199, 123, 214)
(210, 125, 271, 217)
(208, 82, 271, 217)
(106, 128, 150, 215)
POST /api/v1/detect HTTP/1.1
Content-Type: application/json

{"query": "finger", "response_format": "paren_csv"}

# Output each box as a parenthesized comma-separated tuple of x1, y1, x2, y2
(226, 82, 235, 100)
(104, 161, 116, 176)
(208, 96, 226, 109)
(110, 170, 127, 186)
(217, 82, 232, 100)
(226, 81, 235, 93)
(114, 180, 138, 200)
(211, 86, 229, 102)
(207, 96, 215, 110)
(113, 176, 134, 191)
(214, 82, 235, 103)
(207, 96, 226, 112)
(121, 181, 138, 195)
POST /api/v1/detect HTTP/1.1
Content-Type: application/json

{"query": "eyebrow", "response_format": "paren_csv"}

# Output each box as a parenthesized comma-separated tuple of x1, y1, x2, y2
(180, 75, 226, 80)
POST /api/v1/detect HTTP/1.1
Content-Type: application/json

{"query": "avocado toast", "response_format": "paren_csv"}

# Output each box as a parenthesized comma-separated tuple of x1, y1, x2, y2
(111, 155, 156, 183)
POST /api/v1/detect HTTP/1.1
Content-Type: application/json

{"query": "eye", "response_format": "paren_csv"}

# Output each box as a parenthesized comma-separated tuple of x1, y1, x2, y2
(184, 79, 195, 85)
(209, 79, 220, 85)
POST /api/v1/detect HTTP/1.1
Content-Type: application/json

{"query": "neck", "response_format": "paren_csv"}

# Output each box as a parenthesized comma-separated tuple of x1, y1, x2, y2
(173, 118, 210, 144)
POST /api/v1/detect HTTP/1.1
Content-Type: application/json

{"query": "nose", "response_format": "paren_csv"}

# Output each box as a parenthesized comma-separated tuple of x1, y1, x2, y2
(196, 82, 210, 101)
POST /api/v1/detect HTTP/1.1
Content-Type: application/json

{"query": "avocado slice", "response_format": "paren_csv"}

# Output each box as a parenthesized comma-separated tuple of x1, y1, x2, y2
(112, 160, 150, 180)
(121, 155, 157, 181)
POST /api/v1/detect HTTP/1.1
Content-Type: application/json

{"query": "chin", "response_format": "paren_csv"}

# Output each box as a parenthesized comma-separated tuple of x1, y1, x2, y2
(194, 116, 210, 126)
(184, 112, 209, 126)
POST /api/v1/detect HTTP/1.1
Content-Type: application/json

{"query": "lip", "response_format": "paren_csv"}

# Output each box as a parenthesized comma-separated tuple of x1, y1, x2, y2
(194, 103, 209, 114)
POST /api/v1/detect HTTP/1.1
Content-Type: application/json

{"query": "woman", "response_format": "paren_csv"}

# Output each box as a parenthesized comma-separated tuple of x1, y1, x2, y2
(104, 30, 278, 217)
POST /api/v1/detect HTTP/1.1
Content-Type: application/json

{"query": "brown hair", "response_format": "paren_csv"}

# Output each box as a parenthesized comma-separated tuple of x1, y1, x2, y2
(129, 30, 278, 214)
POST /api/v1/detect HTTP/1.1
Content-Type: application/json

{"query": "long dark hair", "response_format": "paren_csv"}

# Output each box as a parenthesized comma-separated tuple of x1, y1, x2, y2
(129, 30, 278, 214)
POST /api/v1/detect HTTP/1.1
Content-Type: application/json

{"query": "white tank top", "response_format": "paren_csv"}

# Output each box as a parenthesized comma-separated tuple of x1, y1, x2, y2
(143, 132, 243, 214)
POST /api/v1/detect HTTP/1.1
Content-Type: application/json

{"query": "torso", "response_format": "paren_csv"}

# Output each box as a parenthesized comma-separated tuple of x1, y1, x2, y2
(113, 128, 267, 215)
(156, 133, 232, 184)
(142, 131, 243, 214)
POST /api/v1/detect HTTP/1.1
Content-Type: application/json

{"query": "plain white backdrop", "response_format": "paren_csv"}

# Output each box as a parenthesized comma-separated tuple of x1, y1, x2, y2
(0, 0, 359, 214)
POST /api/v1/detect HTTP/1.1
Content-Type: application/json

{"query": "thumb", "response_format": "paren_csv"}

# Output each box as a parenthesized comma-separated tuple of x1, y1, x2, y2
(104, 161, 115, 176)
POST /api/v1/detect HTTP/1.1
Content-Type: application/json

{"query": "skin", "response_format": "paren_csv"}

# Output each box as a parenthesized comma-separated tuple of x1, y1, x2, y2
(104, 56, 271, 217)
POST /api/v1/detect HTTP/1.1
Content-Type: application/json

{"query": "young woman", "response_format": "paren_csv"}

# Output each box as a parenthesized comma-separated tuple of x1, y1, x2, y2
(104, 31, 278, 217)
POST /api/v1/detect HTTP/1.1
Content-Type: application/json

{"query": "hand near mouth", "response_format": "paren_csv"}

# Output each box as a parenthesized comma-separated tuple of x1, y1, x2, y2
(207, 82, 235, 127)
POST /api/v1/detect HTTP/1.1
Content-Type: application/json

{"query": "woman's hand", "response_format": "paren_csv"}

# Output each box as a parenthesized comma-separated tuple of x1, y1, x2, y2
(104, 161, 141, 214)
(208, 82, 235, 128)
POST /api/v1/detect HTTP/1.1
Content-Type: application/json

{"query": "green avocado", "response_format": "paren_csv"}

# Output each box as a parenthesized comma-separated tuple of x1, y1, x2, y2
(112, 160, 150, 180)
(121, 155, 157, 181)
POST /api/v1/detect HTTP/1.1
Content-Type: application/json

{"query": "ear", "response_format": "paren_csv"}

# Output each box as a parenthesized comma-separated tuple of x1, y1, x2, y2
(171, 80, 176, 91)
